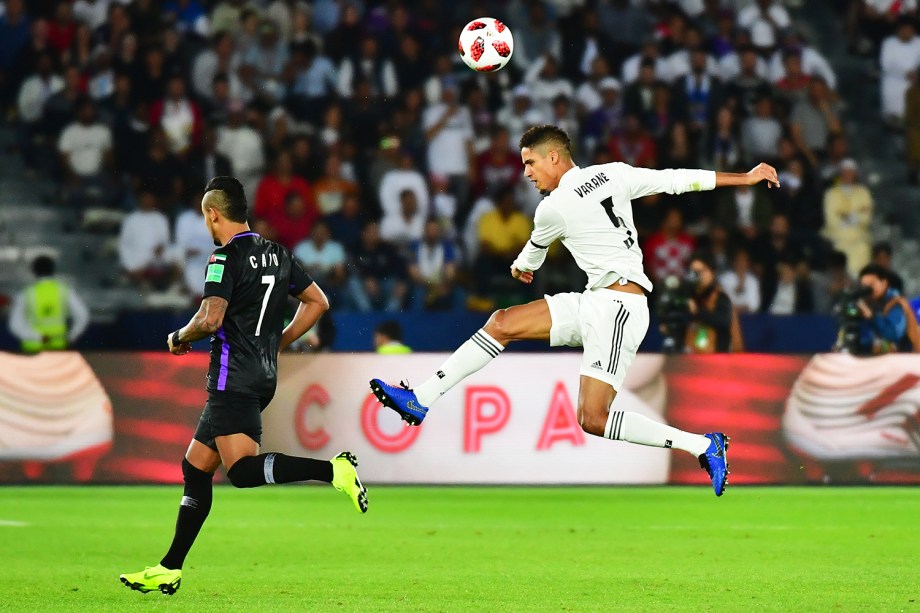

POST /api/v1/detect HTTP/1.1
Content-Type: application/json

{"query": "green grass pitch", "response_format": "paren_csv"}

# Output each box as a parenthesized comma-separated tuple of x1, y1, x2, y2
(2, 486, 918, 612)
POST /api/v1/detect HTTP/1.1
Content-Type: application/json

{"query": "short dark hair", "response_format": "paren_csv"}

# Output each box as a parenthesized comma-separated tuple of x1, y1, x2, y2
(204, 176, 248, 222)
(32, 255, 55, 277)
(375, 320, 403, 342)
(859, 263, 889, 282)
(872, 241, 893, 258)
(519, 124, 572, 157)
(690, 250, 717, 274)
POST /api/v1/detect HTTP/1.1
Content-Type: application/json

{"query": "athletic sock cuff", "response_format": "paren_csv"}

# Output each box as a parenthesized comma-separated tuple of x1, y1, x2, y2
(471, 329, 504, 358)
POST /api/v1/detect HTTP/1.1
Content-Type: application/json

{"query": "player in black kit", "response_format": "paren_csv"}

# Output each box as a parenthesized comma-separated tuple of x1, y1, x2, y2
(120, 177, 367, 596)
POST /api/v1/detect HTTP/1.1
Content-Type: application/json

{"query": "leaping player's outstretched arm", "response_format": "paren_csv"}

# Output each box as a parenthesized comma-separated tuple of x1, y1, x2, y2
(280, 282, 329, 351)
(714, 163, 780, 189)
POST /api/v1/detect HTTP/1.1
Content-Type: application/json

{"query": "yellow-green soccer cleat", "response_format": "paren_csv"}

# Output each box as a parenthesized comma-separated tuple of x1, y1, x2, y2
(119, 564, 182, 595)
(331, 451, 368, 513)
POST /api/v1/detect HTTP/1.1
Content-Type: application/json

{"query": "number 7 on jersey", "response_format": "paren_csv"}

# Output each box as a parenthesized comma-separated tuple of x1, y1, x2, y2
(255, 275, 275, 336)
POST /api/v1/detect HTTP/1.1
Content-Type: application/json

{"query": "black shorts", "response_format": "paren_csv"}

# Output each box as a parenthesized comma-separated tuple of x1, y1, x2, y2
(193, 391, 272, 452)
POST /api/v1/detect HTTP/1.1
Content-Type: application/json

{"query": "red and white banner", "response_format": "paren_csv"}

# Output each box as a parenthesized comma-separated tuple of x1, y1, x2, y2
(261, 354, 673, 484)
(1, 351, 919, 485)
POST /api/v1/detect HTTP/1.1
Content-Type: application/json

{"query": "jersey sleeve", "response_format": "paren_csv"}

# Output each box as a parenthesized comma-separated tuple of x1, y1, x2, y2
(512, 201, 566, 273)
(288, 258, 314, 297)
(613, 163, 716, 201)
(202, 248, 235, 301)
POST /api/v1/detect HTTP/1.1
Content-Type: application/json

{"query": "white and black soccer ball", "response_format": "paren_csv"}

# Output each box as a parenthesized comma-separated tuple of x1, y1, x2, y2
(457, 17, 514, 72)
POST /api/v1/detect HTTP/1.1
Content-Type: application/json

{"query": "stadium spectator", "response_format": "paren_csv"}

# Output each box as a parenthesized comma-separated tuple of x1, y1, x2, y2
(423, 80, 474, 221)
(644, 207, 696, 285)
(474, 126, 520, 198)
(740, 95, 782, 164)
(8, 255, 90, 354)
(754, 213, 805, 311)
(293, 220, 347, 291)
(347, 221, 408, 313)
(192, 31, 239, 101)
(622, 39, 669, 85)
(822, 159, 873, 277)
(790, 78, 842, 161)
(880, 17, 920, 126)
(708, 105, 741, 171)
(48, 2, 77, 55)
(513, 1, 562, 68)
(313, 153, 360, 216)
(724, 46, 771, 117)
(719, 247, 762, 314)
(714, 175, 773, 240)
(118, 190, 176, 289)
(216, 102, 265, 201)
(57, 97, 116, 211)
(582, 76, 624, 156)
(136, 127, 185, 211)
(378, 150, 429, 222)
(374, 320, 412, 354)
(150, 73, 203, 156)
(408, 219, 459, 311)
(736, 0, 791, 53)
(905, 70, 920, 183)
(812, 249, 854, 315)
(575, 56, 615, 118)
(174, 194, 216, 299)
(263, 190, 315, 251)
(474, 186, 532, 301)
(525, 53, 575, 119)
(769, 30, 838, 90)
(773, 51, 812, 107)
(184, 126, 232, 196)
(871, 241, 906, 294)
(608, 113, 657, 168)
(496, 84, 546, 147)
(163, 0, 209, 37)
(0, 1, 31, 105)
(289, 39, 337, 122)
(17, 51, 63, 171)
(767, 256, 815, 315)
(623, 58, 660, 123)
(324, 192, 366, 254)
(380, 189, 425, 247)
(336, 36, 397, 100)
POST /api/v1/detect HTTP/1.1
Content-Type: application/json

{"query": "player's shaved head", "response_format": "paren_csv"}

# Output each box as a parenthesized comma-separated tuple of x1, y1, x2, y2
(203, 176, 248, 223)
(519, 125, 573, 160)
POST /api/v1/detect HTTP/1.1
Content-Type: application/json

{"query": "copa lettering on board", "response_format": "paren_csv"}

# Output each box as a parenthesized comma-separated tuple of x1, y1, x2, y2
(294, 382, 586, 454)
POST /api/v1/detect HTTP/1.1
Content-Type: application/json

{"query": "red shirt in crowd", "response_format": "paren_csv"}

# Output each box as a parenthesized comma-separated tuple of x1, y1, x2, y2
(253, 173, 318, 248)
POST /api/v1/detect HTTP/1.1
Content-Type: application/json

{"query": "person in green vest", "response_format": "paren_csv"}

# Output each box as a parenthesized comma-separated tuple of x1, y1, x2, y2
(8, 255, 89, 353)
(373, 320, 412, 354)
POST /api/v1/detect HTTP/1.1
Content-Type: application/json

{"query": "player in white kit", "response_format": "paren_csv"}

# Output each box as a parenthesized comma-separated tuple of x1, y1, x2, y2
(371, 125, 780, 496)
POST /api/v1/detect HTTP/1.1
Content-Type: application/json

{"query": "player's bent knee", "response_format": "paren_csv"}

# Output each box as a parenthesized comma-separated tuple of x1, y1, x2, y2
(579, 406, 607, 436)
(484, 309, 511, 341)
(225, 455, 264, 488)
(182, 458, 214, 484)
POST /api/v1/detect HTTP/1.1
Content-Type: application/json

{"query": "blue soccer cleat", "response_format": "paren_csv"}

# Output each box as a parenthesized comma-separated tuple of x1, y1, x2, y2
(698, 432, 730, 496)
(369, 379, 428, 426)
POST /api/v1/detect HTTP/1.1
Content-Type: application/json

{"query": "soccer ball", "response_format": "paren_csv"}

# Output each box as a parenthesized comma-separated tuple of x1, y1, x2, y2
(458, 17, 514, 72)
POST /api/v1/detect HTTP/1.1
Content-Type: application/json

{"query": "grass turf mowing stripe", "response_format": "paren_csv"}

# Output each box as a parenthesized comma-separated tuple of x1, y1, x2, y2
(1, 486, 917, 612)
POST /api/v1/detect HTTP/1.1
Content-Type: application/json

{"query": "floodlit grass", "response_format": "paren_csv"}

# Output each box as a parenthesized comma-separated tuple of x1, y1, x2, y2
(1, 486, 917, 611)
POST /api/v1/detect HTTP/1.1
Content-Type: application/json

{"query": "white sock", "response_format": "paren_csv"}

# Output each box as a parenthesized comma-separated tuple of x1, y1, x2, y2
(604, 411, 711, 457)
(414, 329, 504, 407)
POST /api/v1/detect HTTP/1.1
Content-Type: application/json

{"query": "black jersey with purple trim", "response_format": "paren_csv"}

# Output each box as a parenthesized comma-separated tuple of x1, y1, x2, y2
(202, 232, 313, 396)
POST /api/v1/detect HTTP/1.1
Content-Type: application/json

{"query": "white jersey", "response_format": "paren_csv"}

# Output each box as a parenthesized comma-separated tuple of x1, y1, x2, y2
(513, 163, 716, 292)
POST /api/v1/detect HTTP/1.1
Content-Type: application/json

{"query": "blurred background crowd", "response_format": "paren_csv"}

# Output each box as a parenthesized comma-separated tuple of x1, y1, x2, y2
(1, 0, 919, 352)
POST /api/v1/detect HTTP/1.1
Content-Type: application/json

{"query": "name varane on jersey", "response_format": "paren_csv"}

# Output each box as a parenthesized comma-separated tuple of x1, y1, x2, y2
(513, 163, 717, 293)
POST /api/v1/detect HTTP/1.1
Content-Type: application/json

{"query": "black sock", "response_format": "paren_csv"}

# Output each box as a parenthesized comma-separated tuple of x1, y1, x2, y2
(160, 459, 213, 570)
(226, 453, 333, 488)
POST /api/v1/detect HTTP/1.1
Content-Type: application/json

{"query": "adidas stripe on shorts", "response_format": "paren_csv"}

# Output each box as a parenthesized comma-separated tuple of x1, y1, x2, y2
(544, 288, 650, 391)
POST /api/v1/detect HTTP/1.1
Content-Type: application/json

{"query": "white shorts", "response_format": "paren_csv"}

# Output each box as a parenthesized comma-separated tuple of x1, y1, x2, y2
(545, 288, 650, 391)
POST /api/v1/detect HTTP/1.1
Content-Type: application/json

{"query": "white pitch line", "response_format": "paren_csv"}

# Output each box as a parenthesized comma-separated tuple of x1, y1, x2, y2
(0, 520, 29, 527)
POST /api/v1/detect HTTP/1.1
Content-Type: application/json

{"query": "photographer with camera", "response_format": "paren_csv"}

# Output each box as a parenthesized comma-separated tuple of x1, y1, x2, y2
(836, 264, 920, 354)
(658, 252, 741, 354)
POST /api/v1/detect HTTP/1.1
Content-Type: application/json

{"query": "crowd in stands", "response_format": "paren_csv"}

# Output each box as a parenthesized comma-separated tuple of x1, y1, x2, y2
(0, 0, 912, 319)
